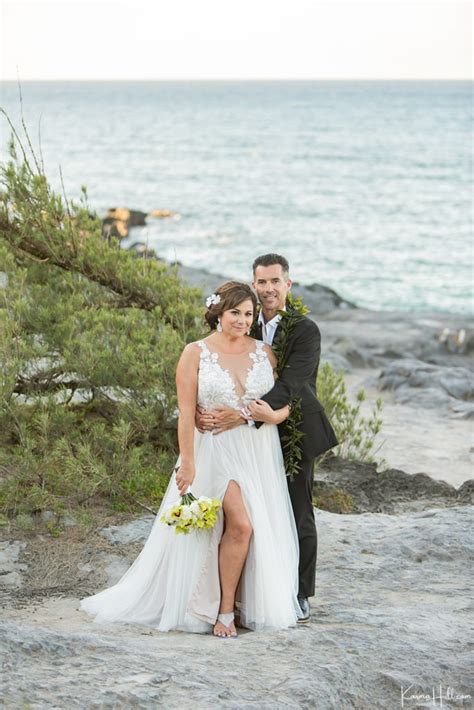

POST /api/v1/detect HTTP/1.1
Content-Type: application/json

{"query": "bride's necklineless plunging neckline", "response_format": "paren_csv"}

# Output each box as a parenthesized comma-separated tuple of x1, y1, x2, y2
(198, 338, 268, 408)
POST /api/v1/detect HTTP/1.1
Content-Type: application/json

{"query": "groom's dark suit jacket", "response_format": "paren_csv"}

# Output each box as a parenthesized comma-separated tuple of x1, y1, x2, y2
(254, 316, 338, 461)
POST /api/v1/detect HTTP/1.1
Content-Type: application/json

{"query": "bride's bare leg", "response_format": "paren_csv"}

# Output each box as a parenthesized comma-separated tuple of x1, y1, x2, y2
(213, 481, 252, 637)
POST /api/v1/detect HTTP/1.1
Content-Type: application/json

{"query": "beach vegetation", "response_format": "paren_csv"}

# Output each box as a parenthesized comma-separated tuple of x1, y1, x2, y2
(317, 363, 384, 466)
(0, 117, 203, 520)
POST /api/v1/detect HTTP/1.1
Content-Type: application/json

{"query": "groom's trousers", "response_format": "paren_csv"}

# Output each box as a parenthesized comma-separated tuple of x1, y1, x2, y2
(287, 456, 317, 599)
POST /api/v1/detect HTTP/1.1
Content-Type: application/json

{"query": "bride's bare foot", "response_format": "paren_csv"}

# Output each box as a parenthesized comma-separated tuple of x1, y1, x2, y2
(213, 612, 237, 638)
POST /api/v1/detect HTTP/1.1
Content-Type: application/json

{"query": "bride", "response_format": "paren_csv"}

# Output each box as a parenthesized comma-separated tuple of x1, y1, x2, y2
(80, 281, 300, 637)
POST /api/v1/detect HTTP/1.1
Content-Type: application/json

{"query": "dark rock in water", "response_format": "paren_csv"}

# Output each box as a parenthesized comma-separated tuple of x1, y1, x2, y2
(101, 208, 148, 240)
(111, 208, 148, 227)
(292, 281, 357, 313)
(128, 210, 148, 227)
(378, 358, 474, 418)
(315, 456, 465, 514)
(102, 219, 126, 240)
(102, 207, 175, 241)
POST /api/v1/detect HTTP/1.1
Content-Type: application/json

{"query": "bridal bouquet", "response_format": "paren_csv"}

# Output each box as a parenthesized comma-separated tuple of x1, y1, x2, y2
(160, 491, 221, 535)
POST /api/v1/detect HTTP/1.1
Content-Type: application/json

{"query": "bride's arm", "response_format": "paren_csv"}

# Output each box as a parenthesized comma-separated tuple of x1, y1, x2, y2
(247, 399, 290, 424)
(175, 343, 200, 495)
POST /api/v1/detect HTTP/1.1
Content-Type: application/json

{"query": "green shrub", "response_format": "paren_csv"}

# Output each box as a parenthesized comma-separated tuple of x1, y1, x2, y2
(313, 488, 354, 514)
(0, 119, 203, 518)
(317, 362, 384, 465)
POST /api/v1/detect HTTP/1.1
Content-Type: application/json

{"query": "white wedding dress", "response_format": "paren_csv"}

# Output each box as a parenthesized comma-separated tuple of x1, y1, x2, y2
(80, 338, 300, 632)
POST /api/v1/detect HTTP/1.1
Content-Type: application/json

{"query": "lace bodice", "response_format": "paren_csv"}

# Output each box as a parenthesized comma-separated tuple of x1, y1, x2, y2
(196, 339, 275, 411)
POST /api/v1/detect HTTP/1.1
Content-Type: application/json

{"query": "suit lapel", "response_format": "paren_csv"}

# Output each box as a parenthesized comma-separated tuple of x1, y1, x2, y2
(250, 321, 263, 341)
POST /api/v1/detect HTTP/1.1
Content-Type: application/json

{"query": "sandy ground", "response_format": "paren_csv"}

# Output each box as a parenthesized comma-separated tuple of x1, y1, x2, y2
(343, 369, 473, 489)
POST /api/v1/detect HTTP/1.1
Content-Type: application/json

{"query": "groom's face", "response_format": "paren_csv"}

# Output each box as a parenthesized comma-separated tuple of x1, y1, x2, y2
(252, 264, 291, 313)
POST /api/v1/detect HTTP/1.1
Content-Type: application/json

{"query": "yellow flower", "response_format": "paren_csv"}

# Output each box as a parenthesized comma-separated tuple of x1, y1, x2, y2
(169, 505, 183, 521)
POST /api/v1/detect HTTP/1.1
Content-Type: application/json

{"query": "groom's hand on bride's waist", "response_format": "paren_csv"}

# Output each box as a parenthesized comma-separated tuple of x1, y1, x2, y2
(195, 406, 246, 434)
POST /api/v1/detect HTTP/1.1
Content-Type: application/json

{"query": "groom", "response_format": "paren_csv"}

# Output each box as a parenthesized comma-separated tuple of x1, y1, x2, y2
(196, 253, 338, 623)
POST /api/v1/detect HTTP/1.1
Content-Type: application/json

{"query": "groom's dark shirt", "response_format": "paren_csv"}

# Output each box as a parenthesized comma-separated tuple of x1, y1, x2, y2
(254, 316, 337, 461)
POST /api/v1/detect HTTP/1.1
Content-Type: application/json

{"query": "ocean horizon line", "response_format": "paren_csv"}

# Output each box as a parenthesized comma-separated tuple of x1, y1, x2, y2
(1, 77, 472, 83)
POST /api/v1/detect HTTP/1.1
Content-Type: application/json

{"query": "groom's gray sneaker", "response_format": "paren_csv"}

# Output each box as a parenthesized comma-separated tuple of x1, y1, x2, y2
(297, 597, 310, 624)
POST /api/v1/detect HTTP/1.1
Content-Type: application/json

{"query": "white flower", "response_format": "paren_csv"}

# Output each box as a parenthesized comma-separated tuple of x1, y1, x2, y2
(189, 500, 204, 519)
(180, 505, 193, 520)
(205, 293, 221, 308)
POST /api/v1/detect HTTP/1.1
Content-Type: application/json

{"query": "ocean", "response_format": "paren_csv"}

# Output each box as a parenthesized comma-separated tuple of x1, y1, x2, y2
(0, 80, 471, 314)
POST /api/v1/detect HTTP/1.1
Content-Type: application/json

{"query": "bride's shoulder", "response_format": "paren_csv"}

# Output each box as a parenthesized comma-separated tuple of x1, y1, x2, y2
(179, 340, 203, 362)
(185, 339, 204, 348)
(249, 337, 272, 355)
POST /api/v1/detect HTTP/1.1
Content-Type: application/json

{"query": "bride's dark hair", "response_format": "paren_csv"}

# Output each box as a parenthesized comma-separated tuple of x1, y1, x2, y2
(205, 281, 258, 331)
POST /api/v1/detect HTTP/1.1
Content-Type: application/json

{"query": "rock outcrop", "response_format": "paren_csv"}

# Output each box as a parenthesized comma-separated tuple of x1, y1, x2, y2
(378, 359, 474, 418)
(315, 456, 472, 514)
(1, 505, 472, 708)
(101, 207, 174, 240)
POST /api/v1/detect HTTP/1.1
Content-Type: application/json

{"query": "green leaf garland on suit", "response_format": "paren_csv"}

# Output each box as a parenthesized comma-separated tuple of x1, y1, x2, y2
(251, 293, 310, 479)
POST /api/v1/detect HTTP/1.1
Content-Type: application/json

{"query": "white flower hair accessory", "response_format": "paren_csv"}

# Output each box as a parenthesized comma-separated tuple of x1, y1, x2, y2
(205, 293, 221, 308)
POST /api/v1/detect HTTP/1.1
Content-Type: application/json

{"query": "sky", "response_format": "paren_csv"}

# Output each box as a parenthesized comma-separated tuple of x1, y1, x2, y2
(0, 0, 472, 80)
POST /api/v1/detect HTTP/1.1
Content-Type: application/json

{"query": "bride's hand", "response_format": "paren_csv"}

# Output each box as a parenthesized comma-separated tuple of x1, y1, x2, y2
(175, 462, 195, 496)
(247, 399, 285, 424)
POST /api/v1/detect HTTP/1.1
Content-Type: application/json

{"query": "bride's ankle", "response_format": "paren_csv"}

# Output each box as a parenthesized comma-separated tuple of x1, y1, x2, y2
(217, 611, 234, 626)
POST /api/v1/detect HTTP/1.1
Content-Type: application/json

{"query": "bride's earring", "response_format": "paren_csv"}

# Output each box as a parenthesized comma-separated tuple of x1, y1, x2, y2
(217, 318, 223, 332)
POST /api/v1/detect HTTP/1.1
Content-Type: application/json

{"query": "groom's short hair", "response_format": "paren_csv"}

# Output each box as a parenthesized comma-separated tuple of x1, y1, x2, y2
(252, 253, 290, 278)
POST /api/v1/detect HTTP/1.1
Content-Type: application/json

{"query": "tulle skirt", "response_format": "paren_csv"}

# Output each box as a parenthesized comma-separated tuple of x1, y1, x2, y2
(80, 423, 300, 632)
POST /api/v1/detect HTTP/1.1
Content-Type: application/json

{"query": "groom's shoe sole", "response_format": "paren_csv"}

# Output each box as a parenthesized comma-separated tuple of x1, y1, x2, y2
(296, 615, 310, 624)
